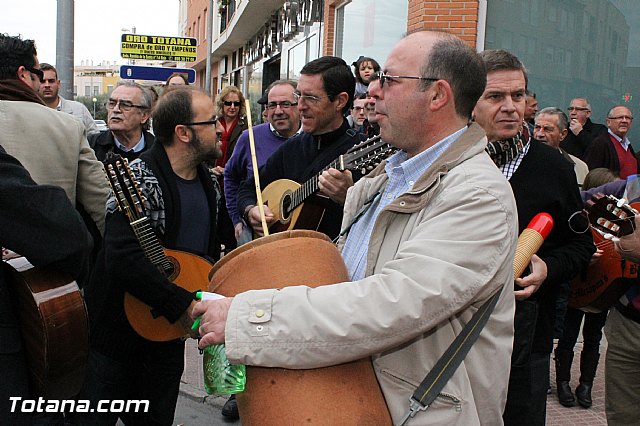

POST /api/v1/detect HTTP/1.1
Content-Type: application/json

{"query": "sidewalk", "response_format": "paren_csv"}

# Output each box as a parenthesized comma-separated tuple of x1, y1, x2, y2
(180, 339, 608, 425)
(547, 340, 607, 425)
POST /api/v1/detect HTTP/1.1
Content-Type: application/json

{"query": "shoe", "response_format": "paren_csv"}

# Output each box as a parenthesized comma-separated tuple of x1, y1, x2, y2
(221, 394, 239, 420)
(576, 382, 593, 408)
(556, 381, 576, 407)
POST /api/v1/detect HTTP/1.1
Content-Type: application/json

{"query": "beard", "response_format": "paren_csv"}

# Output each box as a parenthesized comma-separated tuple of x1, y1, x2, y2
(189, 132, 222, 165)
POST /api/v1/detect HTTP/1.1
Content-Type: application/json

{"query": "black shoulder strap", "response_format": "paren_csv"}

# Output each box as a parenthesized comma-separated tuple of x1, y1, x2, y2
(398, 290, 501, 425)
(299, 128, 358, 181)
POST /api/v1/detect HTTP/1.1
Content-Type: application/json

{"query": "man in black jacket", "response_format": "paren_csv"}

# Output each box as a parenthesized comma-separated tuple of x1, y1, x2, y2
(237, 56, 361, 240)
(88, 80, 155, 162)
(473, 50, 594, 426)
(0, 147, 90, 424)
(75, 87, 235, 425)
(560, 97, 607, 160)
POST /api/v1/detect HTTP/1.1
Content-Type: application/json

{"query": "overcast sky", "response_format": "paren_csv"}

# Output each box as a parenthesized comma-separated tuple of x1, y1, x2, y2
(2, 0, 180, 66)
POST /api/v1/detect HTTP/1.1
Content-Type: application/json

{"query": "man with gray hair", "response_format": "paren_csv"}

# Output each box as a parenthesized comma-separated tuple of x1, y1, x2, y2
(534, 107, 589, 186)
(584, 104, 638, 179)
(88, 80, 155, 162)
(560, 97, 607, 159)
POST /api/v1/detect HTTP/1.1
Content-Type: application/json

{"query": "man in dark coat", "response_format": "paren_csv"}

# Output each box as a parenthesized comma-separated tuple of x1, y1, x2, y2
(560, 97, 607, 160)
(88, 81, 155, 162)
(0, 146, 90, 424)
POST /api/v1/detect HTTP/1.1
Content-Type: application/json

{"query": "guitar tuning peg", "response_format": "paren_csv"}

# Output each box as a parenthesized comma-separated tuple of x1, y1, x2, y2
(617, 198, 628, 208)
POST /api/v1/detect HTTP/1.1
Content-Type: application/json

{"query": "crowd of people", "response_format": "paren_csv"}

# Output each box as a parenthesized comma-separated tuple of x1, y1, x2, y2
(1, 29, 639, 426)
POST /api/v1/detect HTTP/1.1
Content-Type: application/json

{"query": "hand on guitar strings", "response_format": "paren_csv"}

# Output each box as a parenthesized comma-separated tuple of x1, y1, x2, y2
(318, 168, 353, 205)
(514, 254, 547, 301)
(192, 297, 233, 349)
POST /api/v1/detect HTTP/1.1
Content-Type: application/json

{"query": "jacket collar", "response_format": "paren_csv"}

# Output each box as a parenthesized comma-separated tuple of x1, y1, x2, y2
(359, 123, 487, 213)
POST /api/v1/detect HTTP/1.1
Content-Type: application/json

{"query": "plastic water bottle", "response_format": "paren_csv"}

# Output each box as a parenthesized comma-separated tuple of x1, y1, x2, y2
(202, 344, 246, 395)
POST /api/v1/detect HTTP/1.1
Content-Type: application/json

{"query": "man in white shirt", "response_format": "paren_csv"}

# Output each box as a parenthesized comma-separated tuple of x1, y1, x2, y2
(39, 63, 99, 135)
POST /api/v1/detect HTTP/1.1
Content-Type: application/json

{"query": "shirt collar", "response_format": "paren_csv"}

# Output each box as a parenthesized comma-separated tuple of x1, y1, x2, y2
(269, 122, 303, 139)
(609, 128, 630, 148)
(114, 132, 146, 153)
(385, 126, 467, 186)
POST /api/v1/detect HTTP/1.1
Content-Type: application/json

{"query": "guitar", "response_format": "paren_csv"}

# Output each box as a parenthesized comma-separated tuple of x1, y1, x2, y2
(105, 158, 213, 342)
(569, 193, 639, 312)
(261, 135, 397, 233)
(2, 256, 88, 399)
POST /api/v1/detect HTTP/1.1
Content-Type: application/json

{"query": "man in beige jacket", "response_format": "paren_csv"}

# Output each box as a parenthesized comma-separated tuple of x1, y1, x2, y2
(0, 34, 108, 235)
(194, 31, 518, 425)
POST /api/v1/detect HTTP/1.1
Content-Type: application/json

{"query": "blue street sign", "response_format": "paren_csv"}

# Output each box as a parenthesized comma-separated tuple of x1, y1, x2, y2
(119, 65, 196, 83)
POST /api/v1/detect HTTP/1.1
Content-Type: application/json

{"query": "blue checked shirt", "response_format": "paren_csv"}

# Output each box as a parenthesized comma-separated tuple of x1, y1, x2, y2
(341, 127, 467, 281)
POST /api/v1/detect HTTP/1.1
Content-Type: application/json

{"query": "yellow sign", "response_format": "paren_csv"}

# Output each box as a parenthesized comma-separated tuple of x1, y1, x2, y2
(120, 34, 197, 62)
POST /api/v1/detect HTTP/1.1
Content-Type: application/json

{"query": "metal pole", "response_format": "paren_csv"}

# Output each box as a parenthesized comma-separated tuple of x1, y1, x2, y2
(56, 0, 75, 99)
(205, 0, 214, 94)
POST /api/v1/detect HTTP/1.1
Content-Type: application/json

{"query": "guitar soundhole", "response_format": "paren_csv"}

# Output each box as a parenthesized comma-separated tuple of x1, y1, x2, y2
(163, 256, 180, 281)
(281, 192, 292, 221)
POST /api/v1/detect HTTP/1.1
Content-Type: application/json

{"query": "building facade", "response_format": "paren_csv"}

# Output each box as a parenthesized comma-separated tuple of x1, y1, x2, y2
(183, 0, 638, 138)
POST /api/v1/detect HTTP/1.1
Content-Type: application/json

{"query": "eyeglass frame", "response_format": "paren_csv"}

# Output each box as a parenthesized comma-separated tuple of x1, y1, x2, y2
(24, 65, 44, 83)
(181, 120, 217, 126)
(372, 71, 440, 88)
(266, 101, 298, 110)
(607, 115, 634, 121)
(104, 99, 147, 112)
(292, 91, 332, 104)
(567, 106, 590, 112)
(223, 101, 242, 107)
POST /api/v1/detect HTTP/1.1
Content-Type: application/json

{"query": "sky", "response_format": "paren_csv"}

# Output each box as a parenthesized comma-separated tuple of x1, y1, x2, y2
(2, 0, 180, 66)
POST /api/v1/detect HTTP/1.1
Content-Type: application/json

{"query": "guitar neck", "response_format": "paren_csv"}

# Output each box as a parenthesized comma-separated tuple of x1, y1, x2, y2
(129, 215, 174, 277)
(289, 159, 341, 211)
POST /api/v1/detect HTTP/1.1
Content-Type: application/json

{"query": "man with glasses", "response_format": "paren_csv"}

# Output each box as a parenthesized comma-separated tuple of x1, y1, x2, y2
(0, 33, 107, 423)
(584, 105, 638, 178)
(0, 34, 108, 235)
(224, 80, 301, 246)
(38, 63, 99, 135)
(348, 93, 368, 132)
(88, 80, 155, 162)
(74, 87, 235, 425)
(237, 56, 361, 240)
(560, 97, 607, 159)
(193, 31, 519, 425)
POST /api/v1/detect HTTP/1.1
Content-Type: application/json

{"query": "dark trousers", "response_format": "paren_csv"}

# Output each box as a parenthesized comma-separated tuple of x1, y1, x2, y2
(557, 307, 608, 353)
(70, 341, 185, 426)
(503, 299, 550, 426)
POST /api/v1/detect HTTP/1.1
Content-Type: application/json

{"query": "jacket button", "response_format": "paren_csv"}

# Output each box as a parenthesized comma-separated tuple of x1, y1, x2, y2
(255, 309, 265, 318)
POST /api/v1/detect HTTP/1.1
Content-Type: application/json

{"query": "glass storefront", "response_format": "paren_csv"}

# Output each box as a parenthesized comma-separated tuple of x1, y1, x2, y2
(334, 0, 409, 68)
(485, 0, 639, 140)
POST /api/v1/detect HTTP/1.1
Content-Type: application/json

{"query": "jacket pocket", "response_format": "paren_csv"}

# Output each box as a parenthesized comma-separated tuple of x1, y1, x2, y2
(380, 368, 464, 413)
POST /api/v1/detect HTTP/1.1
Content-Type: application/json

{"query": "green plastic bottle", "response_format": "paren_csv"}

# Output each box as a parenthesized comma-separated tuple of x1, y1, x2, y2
(202, 344, 246, 395)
